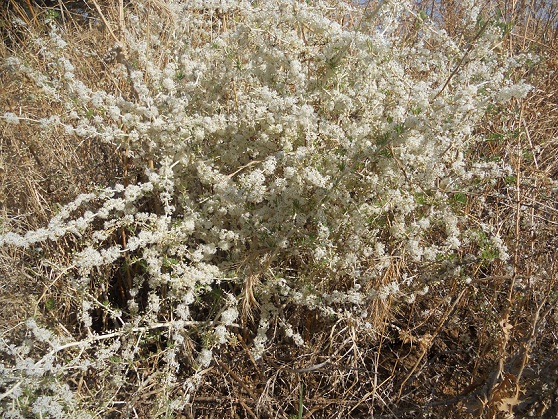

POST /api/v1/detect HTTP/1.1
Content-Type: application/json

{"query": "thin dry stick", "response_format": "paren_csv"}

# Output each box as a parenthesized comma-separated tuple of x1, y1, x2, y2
(522, 113, 539, 170)
(513, 293, 550, 386)
(238, 334, 262, 375)
(217, 360, 258, 400)
(119, 0, 125, 41)
(511, 105, 524, 326)
(483, 104, 525, 411)
(227, 160, 261, 179)
(18, 0, 37, 25)
(238, 399, 258, 419)
(57, 0, 66, 26)
(145, 0, 151, 75)
(216, 360, 274, 418)
(348, 320, 388, 415)
(486, 103, 525, 404)
(91, 0, 120, 45)
(433, 18, 491, 100)
(396, 286, 468, 401)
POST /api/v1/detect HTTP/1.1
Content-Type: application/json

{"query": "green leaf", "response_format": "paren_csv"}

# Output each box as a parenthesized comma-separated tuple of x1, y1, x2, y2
(45, 298, 55, 310)
(452, 192, 467, 206)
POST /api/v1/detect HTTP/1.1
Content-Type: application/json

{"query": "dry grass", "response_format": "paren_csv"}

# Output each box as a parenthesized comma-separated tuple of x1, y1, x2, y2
(1, 0, 557, 417)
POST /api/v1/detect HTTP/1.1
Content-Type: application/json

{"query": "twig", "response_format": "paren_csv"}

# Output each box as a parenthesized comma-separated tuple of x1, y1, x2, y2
(90, 0, 120, 45)
(396, 286, 468, 401)
(216, 360, 268, 418)
(239, 398, 259, 419)
(292, 359, 331, 373)
(217, 360, 258, 400)
(433, 19, 491, 100)
(226, 160, 261, 179)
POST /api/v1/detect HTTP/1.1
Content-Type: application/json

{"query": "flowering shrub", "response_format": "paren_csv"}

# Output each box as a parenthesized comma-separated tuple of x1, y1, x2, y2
(0, 0, 533, 415)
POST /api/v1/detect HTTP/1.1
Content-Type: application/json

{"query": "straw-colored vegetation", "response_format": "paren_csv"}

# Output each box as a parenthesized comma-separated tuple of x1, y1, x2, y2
(1, 0, 557, 417)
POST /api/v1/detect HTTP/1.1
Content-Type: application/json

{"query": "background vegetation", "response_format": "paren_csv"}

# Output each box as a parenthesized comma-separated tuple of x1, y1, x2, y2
(1, 0, 557, 417)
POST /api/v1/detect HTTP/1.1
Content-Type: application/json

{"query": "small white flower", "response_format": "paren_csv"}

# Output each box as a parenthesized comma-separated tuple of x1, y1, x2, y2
(214, 325, 228, 344)
(162, 77, 175, 91)
(197, 348, 213, 368)
(221, 306, 239, 326)
(314, 246, 327, 261)
(3, 112, 20, 125)
(497, 83, 533, 103)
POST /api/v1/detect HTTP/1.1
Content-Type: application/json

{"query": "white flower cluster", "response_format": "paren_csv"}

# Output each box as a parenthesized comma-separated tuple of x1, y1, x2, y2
(497, 82, 534, 103)
(0, 0, 530, 413)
